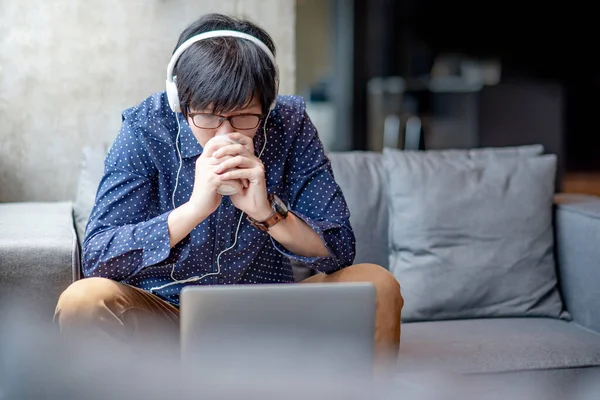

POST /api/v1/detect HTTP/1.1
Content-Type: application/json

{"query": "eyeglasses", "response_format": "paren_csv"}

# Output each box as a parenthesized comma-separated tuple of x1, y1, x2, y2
(187, 112, 263, 130)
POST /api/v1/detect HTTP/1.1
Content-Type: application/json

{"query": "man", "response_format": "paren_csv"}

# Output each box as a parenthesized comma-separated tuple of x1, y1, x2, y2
(55, 13, 403, 362)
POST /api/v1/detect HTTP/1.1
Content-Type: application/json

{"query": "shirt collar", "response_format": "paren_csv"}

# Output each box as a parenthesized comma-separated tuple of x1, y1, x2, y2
(176, 113, 204, 159)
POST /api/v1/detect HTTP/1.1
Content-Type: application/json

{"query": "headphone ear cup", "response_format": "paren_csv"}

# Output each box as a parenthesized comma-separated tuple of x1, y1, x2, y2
(166, 79, 181, 113)
(269, 76, 280, 111)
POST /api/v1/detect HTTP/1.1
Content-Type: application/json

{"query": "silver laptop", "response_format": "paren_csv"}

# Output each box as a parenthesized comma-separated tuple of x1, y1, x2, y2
(179, 282, 376, 380)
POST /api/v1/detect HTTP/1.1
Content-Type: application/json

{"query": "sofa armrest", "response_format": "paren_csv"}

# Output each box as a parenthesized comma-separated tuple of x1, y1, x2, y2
(554, 193, 600, 334)
(0, 202, 76, 320)
(72, 219, 83, 282)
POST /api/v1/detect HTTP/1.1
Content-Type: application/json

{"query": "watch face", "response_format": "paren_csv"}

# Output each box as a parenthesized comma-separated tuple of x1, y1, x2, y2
(271, 194, 288, 215)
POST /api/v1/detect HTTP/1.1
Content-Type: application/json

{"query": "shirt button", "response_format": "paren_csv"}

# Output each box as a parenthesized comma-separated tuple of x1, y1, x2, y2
(219, 240, 226, 247)
(218, 278, 224, 284)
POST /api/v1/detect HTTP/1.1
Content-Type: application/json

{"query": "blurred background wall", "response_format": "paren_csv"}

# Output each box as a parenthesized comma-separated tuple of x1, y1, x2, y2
(0, 0, 295, 202)
(296, 0, 600, 193)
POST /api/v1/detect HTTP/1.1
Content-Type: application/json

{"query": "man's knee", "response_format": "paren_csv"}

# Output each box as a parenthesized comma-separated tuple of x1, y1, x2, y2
(54, 277, 121, 324)
(345, 264, 403, 305)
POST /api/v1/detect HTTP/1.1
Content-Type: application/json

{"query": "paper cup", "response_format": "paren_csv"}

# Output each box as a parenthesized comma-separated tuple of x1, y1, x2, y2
(206, 134, 239, 195)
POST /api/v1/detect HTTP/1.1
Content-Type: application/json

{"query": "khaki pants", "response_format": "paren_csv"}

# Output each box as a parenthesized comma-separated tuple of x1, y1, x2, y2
(54, 263, 403, 365)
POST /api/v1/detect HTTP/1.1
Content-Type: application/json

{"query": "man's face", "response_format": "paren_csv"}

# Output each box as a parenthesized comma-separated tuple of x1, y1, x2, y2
(186, 97, 263, 147)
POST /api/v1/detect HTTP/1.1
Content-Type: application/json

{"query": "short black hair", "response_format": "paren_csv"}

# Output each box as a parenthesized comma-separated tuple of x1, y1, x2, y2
(172, 13, 277, 116)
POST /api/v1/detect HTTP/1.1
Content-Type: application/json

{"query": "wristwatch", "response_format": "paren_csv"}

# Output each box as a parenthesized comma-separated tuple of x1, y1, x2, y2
(247, 194, 288, 232)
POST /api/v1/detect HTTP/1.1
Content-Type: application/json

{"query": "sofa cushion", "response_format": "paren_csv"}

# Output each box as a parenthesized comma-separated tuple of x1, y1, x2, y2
(383, 147, 567, 322)
(398, 318, 600, 374)
(73, 146, 107, 246)
(324, 145, 543, 271)
(328, 151, 389, 269)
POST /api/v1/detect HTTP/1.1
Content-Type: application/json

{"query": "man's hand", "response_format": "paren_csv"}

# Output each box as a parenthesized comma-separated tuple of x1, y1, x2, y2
(188, 138, 244, 217)
(212, 132, 272, 220)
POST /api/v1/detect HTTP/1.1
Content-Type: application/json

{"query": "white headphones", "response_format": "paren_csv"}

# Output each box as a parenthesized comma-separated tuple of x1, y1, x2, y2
(165, 29, 280, 113)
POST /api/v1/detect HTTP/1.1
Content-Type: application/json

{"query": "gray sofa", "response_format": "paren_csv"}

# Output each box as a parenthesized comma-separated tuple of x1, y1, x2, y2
(2, 145, 600, 388)
(326, 149, 600, 382)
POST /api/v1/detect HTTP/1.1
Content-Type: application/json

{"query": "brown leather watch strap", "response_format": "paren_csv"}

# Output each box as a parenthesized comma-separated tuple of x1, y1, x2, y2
(248, 211, 284, 232)
(247, 194, 287, 231)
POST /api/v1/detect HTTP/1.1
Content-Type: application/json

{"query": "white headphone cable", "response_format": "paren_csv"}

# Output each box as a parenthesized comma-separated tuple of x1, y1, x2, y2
(172, 114, 183, 210)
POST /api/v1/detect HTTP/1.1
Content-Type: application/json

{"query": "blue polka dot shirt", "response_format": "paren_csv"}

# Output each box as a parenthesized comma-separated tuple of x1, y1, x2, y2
(82, 92, 356, 306)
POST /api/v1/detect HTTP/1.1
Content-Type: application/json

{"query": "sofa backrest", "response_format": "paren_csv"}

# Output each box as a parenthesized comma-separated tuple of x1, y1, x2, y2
(327, 151, 389, 269)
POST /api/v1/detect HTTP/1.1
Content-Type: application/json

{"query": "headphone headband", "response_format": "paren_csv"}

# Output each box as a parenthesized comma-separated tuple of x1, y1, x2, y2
(166, 30, 279, 113)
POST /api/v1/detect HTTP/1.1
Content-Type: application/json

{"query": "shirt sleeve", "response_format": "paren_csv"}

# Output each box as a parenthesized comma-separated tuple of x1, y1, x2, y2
(270, 101, 356, 273)
(81, 115, 190, 281)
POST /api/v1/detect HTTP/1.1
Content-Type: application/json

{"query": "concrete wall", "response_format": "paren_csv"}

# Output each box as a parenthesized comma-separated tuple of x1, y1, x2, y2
(0, 0, 295, 202)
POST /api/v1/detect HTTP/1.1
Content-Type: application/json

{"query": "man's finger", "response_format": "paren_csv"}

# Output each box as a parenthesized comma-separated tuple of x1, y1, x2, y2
(218, 167, 261, 182)
(206, 155, 234, 165)
(213, 143, 248, 158)
(217, 155, 255, 172)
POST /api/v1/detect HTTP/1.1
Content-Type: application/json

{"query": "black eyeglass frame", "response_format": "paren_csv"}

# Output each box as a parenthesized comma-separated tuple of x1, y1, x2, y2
(186, 110, 264, 130)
